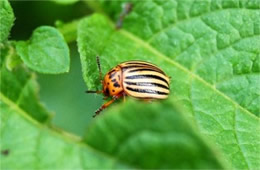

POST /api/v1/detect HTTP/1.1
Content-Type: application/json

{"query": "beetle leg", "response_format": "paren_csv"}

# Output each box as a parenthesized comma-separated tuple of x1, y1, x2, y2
(93, 94, 122, 117)
(93, 99, 116, 117)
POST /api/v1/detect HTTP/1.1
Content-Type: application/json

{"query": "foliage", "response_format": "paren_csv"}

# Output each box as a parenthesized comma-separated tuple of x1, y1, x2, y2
(1, 0, 259, 169)
(0, 0, 14, 42)
(16, 26, 70, 74)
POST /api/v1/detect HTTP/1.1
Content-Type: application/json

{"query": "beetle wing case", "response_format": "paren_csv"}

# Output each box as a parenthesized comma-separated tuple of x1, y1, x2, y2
(120, 61, 170, 99)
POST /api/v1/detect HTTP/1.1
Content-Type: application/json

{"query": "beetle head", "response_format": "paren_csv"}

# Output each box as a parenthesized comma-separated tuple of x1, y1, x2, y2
(102, 66, 123, 97)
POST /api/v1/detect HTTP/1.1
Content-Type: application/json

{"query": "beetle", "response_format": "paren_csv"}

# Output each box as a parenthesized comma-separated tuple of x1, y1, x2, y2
(87, 56, 170, 117)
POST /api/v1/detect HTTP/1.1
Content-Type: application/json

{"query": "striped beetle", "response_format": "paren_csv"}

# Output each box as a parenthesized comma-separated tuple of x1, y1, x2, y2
(87, 56, 170, 117)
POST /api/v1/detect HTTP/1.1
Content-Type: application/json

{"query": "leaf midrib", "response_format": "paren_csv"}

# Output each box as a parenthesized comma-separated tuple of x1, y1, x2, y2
(116, 27, 258, 120)
(0, 92, 129, 167)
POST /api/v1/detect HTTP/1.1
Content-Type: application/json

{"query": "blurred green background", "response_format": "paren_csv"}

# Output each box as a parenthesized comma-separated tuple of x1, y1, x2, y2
(10, 1, 102, 136)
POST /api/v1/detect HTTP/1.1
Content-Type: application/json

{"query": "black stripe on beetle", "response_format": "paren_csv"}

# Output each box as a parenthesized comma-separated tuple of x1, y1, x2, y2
(128, 68, 164, 74)
(124, 62, 163, 69)
(122, 65, 164, 74)
(124, 81, 169, 89)
(125, 62, 156, 66)
(125, 74, 169, 85)
(126, 87, 168, 95)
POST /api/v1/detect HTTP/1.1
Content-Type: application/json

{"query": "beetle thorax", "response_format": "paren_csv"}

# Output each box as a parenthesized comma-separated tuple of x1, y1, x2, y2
(102, 66, 123, 96)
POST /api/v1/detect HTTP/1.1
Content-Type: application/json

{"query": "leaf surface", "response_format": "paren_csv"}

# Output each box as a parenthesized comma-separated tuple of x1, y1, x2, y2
(84, 100, 228, 169)
(0, 99, 127, 169)
(77, 1, 260, 168)
(0, 46, 50, 122)
(16, 26, 70, 74)
(0, 0, 14, 42)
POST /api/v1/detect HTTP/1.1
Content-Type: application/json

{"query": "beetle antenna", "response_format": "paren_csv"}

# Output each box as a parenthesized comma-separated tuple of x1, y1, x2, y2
(96, 56, 103, 83)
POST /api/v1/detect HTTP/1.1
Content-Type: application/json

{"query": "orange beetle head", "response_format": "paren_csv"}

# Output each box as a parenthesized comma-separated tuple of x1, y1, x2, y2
(102, 66, 123, 97)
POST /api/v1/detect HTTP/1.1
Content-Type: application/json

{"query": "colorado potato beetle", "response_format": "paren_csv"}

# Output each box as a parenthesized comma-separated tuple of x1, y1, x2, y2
(87, 56, 170, 117)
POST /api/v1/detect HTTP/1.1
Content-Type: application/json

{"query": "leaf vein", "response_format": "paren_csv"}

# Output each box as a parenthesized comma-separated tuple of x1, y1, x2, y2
(147, 8, 257, 43)
(192, 34, 260, 76)
(118, 28, 258, 119)
(234, 107, 250, 169)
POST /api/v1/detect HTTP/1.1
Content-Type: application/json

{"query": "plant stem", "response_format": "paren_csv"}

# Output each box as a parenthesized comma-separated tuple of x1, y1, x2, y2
(56, 2, 104, 44)
(56, 19, 81, 44)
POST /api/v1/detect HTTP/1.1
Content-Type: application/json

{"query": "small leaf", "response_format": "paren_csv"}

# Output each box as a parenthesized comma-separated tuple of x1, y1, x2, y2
(85, 100, 228, 169)
(0, 0, 15, 42)
(16, 26, 70, 74)
(0, 45, 51, 122)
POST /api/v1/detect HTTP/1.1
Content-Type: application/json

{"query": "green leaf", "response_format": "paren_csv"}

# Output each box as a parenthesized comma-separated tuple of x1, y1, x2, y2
(0, 46, 50, 122)
(77, 3, 260, 169)
(0, 0, 15, 42)
(0, 99, 128, 169)
(84, 100, 228, 169)
(16, 26, 70, 74)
